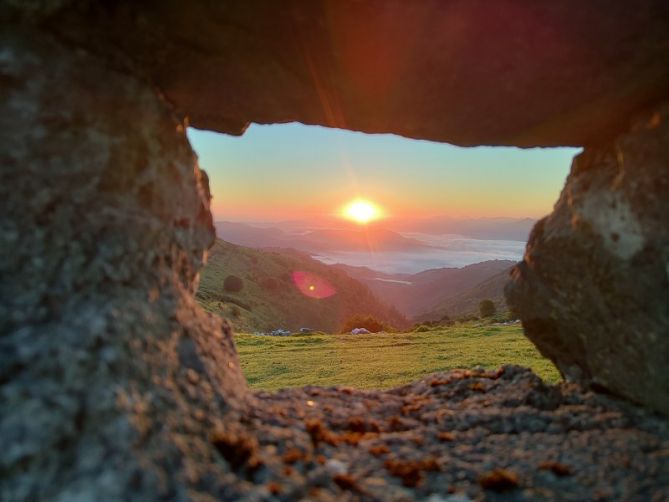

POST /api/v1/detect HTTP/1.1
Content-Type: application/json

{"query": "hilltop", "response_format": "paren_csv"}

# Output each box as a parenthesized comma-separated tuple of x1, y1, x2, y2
(336, 260, 515, 319)
(414, 267, 513, 321)
(196, 240, 407, 333)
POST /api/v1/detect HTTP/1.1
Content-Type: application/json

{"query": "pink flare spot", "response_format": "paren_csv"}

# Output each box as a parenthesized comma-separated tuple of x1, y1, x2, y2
(292, 271, 337, 299)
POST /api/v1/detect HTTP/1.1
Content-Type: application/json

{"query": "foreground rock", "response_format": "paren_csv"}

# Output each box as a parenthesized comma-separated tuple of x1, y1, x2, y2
(506, 103, 669, 414)
(0, 28, 247, 500)
(116, 366, 669, 500)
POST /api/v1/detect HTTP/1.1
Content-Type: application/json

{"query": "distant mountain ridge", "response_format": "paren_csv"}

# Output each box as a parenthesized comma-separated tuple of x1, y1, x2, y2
(390, 216, 536, 241)
(218, 216, 536, 242)
(215, 216, 535, 250)
(214, 221, 431, 253)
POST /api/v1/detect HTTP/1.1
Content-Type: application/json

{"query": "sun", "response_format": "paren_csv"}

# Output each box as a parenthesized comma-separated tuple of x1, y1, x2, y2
(341, 198, 383, 224)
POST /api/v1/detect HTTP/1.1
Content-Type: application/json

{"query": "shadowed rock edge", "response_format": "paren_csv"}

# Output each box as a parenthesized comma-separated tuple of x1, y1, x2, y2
(506, 103, 669, 415)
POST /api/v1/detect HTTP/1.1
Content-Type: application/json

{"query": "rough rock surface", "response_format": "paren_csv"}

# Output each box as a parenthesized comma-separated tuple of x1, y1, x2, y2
(245, 366, 669, 501)
(11, 0, 669, 146)
(506, 103, 669, 415)
(0, 29, 247, 499)
(87, 366, 669, 501)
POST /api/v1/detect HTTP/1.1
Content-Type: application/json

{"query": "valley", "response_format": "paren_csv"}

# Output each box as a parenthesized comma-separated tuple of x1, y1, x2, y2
(203, 217, 528, 329)
(197, 233, 518, 333)
(337, 260, 514, 319)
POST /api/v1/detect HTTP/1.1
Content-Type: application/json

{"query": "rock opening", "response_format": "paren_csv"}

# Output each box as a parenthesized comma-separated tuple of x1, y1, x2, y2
(2, 1, 668, 499)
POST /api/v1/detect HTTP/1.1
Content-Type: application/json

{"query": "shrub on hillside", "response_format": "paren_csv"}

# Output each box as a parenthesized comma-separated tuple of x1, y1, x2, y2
(341, 314, 389, 334)
(224, 274, 244, 293)
(479, 299, 496, 318)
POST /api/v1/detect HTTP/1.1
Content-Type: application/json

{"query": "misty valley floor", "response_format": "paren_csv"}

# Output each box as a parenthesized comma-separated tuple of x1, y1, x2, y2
(234, 324, 560, 391)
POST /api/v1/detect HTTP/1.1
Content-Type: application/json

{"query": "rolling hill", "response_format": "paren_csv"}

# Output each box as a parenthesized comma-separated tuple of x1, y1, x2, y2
(336, 260, 515, 319)
(413, 267, 513, 322)
(196, 240, 407, 333)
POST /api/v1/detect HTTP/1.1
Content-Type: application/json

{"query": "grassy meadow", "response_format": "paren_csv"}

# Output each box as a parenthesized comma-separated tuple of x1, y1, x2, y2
(234, 323, 560, 391)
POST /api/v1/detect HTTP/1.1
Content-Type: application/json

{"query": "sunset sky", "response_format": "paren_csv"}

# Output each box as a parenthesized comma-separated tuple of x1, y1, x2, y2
(188, 124, 579, 223)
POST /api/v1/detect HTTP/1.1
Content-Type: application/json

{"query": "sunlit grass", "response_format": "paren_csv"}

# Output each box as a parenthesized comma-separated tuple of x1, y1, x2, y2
(234, 323, 560, 391)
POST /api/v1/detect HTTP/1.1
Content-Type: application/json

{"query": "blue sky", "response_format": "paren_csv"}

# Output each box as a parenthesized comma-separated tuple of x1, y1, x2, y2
(188, 123, 579, 222)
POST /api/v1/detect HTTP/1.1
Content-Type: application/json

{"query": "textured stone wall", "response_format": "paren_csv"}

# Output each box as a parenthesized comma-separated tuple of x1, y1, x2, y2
(506, 103, 669, 414)
(0, 28, 247, 499)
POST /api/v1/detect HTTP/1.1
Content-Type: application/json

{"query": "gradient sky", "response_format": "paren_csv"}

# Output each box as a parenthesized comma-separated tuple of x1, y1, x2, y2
(188, 124, 580, 222)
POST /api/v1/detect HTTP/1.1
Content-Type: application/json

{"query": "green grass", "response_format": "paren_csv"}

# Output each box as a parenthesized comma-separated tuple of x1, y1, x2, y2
(234, 323, 560, 391)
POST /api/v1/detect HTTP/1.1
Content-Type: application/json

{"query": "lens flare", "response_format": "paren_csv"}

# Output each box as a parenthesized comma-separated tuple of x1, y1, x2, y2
(341, 198, 383, 224)
(292, 271, 337, 299)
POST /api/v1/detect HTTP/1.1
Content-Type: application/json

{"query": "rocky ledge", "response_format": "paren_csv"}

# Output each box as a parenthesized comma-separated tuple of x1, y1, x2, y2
(201, 366, 668, 501)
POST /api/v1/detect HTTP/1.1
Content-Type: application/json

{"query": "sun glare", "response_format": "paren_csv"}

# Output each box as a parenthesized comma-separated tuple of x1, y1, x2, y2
(341, 198, 383, 224)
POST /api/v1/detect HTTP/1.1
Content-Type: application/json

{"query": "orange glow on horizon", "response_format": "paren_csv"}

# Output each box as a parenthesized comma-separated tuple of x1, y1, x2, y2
(340, 198, 384, 224)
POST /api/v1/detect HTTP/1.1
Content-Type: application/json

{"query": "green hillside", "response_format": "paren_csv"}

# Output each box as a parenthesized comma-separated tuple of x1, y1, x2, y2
(234, 322, 560, 390)
(414, 267, 513, 321)
(338, 260, 515, 318)
(196, 240, 407, 333)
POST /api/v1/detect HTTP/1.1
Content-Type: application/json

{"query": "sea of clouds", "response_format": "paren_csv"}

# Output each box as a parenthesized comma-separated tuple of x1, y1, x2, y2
(312, 233, 525, 274)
